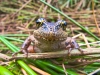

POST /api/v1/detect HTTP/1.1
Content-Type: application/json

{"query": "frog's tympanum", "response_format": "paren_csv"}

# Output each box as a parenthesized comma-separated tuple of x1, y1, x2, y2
(14, 18, 83, 57)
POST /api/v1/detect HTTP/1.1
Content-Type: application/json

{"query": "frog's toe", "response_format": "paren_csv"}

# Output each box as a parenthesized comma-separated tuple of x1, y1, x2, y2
(24, 53, 28, 58)
(68, 53, 71, 56)
(12, 52, 19, 57)
(12, 53, 16, 58)
(79, 49, 84, 54)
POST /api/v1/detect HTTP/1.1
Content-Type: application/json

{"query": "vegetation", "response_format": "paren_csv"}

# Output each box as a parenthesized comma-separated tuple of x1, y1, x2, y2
(0, 0, 100, 75)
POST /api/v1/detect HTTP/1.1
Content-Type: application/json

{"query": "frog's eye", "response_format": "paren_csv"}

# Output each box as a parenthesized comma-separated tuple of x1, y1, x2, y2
(56, 20, 67, 30)
(36, 18, 46, 28)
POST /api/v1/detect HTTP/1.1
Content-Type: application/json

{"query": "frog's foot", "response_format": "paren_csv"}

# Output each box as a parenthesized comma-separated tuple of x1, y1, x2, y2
(22, 49, 28, 58)
(12, 48, 28, 58)
(68, 53, 71, 57)
(24, 53, 28, 58)
(67, 48, 72, 56)
(12, 50, 22, 58)
(78, 48, 84, 55)
(81, 51, 84, 55)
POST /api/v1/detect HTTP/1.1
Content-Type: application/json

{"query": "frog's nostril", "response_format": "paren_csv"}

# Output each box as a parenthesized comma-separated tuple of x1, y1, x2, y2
(50, 28, 52, 31)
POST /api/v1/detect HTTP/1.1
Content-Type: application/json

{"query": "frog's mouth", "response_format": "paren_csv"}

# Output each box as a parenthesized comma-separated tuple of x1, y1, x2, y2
(34, 30, 67, 41)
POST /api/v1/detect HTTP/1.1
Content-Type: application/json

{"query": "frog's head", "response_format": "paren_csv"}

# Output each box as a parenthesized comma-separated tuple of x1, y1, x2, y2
(34, 18, 67, 41)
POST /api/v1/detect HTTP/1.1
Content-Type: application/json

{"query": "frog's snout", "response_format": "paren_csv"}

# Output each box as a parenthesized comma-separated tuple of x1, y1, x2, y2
(49, 31, 56, 37)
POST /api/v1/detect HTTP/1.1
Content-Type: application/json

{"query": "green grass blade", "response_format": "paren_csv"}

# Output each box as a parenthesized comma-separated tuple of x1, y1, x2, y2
(30, 59, 59, 75)
(0, 36, 38, 75)
(0, 36, 18, 52)
(17, 60, 38, 75)
(0, 66, 14, 75)
(35, 60, 78, 75)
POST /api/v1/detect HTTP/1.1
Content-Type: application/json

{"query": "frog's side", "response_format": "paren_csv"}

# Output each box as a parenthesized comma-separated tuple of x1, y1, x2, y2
(15, 18, 83, 56)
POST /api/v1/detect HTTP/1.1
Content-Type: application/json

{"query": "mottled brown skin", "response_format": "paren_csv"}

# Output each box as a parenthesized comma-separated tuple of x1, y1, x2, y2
(13, 18, 83, 57)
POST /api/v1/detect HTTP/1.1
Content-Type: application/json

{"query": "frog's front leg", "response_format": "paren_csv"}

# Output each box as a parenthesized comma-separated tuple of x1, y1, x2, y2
(65, 37, 84, 56)
(71, 38, 84, 54)
(13, 35, 38, 57)
(67, 48, 73, 56)
(21, 36, 32, 57)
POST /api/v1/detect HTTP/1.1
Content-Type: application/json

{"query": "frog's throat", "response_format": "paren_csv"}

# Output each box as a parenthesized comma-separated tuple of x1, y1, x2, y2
(33, 30, 67, 41)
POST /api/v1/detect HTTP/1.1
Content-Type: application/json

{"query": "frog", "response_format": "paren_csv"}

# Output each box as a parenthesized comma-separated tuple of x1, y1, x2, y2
(13, 18, 83, 57)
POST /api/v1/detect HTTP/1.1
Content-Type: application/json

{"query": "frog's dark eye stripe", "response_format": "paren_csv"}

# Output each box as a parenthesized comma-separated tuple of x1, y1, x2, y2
(57, 20, 67, 26)
(36, 18, 46, 28)
(36, 18, 46, 23)
(56, 20, 67, 30)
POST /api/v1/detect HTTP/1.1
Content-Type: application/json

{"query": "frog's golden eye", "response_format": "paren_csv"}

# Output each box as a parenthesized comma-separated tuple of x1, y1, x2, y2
(56, 20, 67, 30)
(36, 18, 46, 28)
